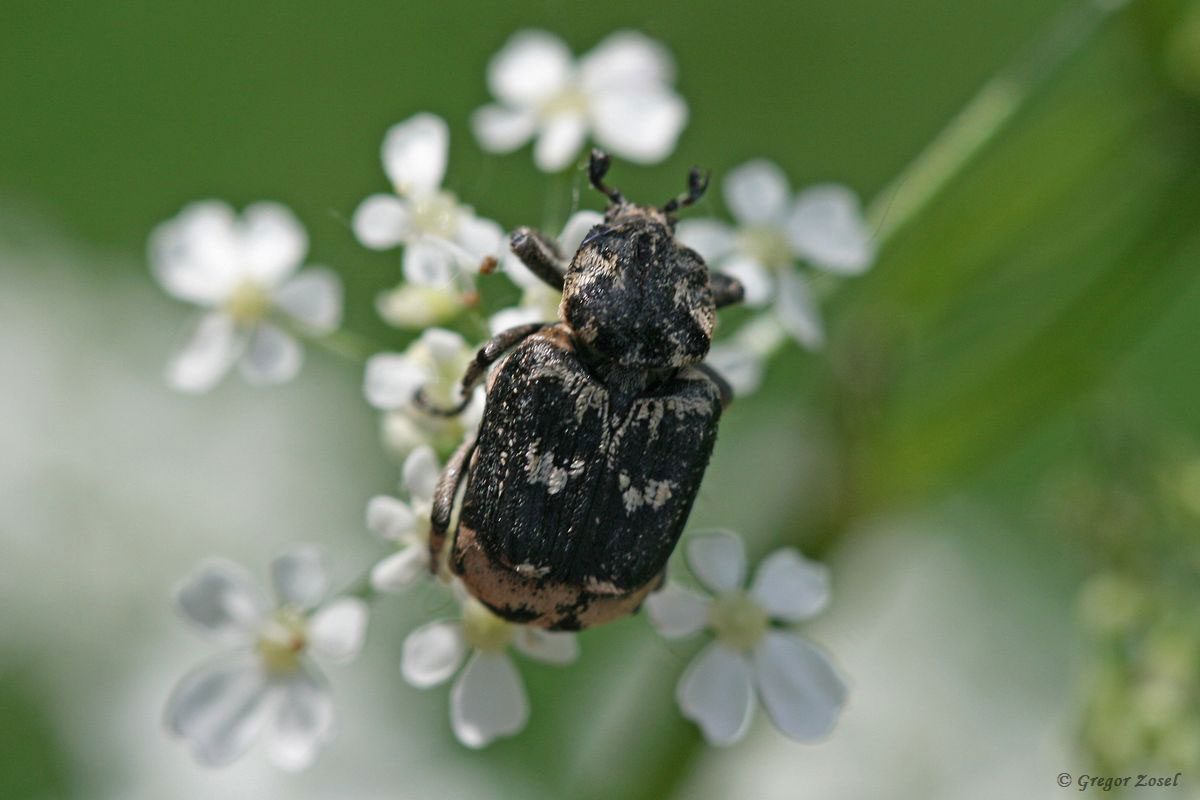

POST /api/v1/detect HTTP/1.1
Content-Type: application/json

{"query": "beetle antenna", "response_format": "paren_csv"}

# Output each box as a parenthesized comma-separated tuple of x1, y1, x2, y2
(588, 149, 623, 205)
(662, 166, 709, 215)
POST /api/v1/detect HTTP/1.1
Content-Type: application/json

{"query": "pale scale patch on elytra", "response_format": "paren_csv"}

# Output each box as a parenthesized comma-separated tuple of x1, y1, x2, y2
(618, 472, 676, 513)
(525, 438, 586, 495)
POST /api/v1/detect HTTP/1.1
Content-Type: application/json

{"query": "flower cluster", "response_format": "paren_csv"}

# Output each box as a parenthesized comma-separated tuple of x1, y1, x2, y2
(152, 27, 868, 768)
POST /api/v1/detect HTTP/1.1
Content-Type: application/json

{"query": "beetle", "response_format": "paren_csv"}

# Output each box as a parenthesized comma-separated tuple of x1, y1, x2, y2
(418, 150, 745, 630)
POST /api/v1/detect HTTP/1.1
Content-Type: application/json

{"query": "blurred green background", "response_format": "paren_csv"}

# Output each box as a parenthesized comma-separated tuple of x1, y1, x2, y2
(3, 0, 1200, 798)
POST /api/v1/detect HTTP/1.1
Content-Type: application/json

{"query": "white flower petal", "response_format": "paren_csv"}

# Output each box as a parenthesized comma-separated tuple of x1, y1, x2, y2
(471, 104, 538, 153)
(366, 495, 417, 542)
(787, 184, 875, 274)
(307, 597, 368, 663)
(149, 201, 240, 304)
(270, 546, 328, 609)
(559, 210, 605, 254)
(724, 160, 791, 226)
(403, 445, 441, 502)
(513, 628, 579, 665)
(749, 548, 830, 622)
(364, 353, 426, 410)
(403, 238, 457, 287)
(489, 305, 547, 336)
(352, 194, 412, 250)
(164, 654, 272, 767)
(685, 530, 747, 594)
(273, 268, 342, 332)
(676, 642, 755, 746)
(534, 114, 588, 172)
(419, 327, 470, 364)
(265, 670, 335, 772)
(753, 631, 847, 741)
(239, 323, 303, 385)
(674, 219, 735, 263)
(775, 271, 825, 350)
(166, 312, 241, 394)
(383, 113, 449, 196)
(376, 284, 465, 329)
(720, 256, 774, 308)
(455, 214, 506, 263)
(402, 620, 468, 688)
(581, 30, 675, 90)
(488, 30, 573, 108)
(705, 342, 765, 398)
(370, 545, 429, 593)
(240, 202, 307, 287)
(174, 560, 267, 644)
(643, 583, 711, 639)
(451, 652, 530, 748)
(591, 88, 687, 165)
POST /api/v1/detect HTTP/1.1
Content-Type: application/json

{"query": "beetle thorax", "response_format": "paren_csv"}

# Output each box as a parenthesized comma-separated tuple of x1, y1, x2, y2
(561, 212, 716, 372)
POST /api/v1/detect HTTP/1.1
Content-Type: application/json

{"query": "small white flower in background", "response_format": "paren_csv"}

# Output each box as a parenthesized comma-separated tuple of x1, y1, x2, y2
(644, 530, 847, 747)
(352, 112, 506, 327)
(365, 445, 441, 592)
(490, 209, 603, 333)
(165, 547, 368, 770)
(472, 30, 688, 172)
(363, 327, 485, 458)
(704, 314, 788, 398)
(150, 201, 343, 393)
(677, 159, 875, 349)
(401, 584, 579, 748)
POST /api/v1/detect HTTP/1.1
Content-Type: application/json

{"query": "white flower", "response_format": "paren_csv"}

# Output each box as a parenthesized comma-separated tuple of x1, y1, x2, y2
(644, 530, 847, 746)
(365, 446, 441, 592)
(149, 201, 343, 393)
(401, 586, 579, 748)
(677, 160, 875, 349)
(165, 547, 369, 770)
(352, 113, 506, 327)
(363, 328, 485, 458)
(704, 314, 788, 398)
(489, 210, 603, 333)
(472, 30, 688, 172)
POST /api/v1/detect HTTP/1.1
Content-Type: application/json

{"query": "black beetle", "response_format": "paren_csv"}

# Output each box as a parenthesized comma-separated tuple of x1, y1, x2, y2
(419, 150, 744, 630)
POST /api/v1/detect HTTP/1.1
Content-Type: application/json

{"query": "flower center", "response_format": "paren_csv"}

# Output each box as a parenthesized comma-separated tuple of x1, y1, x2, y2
(540, 85, 589, 118)
(257, 607, 308, 674)
(462, 598, 513, 653)
(708, 591, 769, 650)
(410, 190, 461, 239)
(225, 279, 271, 325)
(737, 225, 793, 270)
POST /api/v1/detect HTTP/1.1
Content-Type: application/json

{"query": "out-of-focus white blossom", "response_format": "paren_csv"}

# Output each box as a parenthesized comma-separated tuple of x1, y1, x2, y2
(472, 30, 687, 172)
(365, 446, 441, 592)
(165, 547, 368, 770)
(677, 160, 875, 349)
(149, 202, 342, 393)
(363, 328, 484, 458)
(644, 530, 846, 746)
(704, 315, 788, 398)
(401, 584, 578, 748)
(489, 210, 603, 333)
(352, 113, 505, 327)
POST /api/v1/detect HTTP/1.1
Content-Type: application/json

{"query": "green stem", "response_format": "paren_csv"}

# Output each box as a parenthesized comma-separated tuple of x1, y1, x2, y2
(866, 0, 1127, 245)
(274, 315, 387, 363)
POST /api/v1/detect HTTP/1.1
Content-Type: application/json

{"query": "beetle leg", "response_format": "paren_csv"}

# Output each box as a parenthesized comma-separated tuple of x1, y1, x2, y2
(509, 227, 567, 290)
(710, 271, 745, 309)
(694, 362, 734, 410)
(414, 322, 550, 416)
(428, 436, 477, 576)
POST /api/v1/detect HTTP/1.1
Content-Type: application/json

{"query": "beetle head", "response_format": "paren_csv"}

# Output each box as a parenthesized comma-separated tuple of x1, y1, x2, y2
(560, 151, 717, 370)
